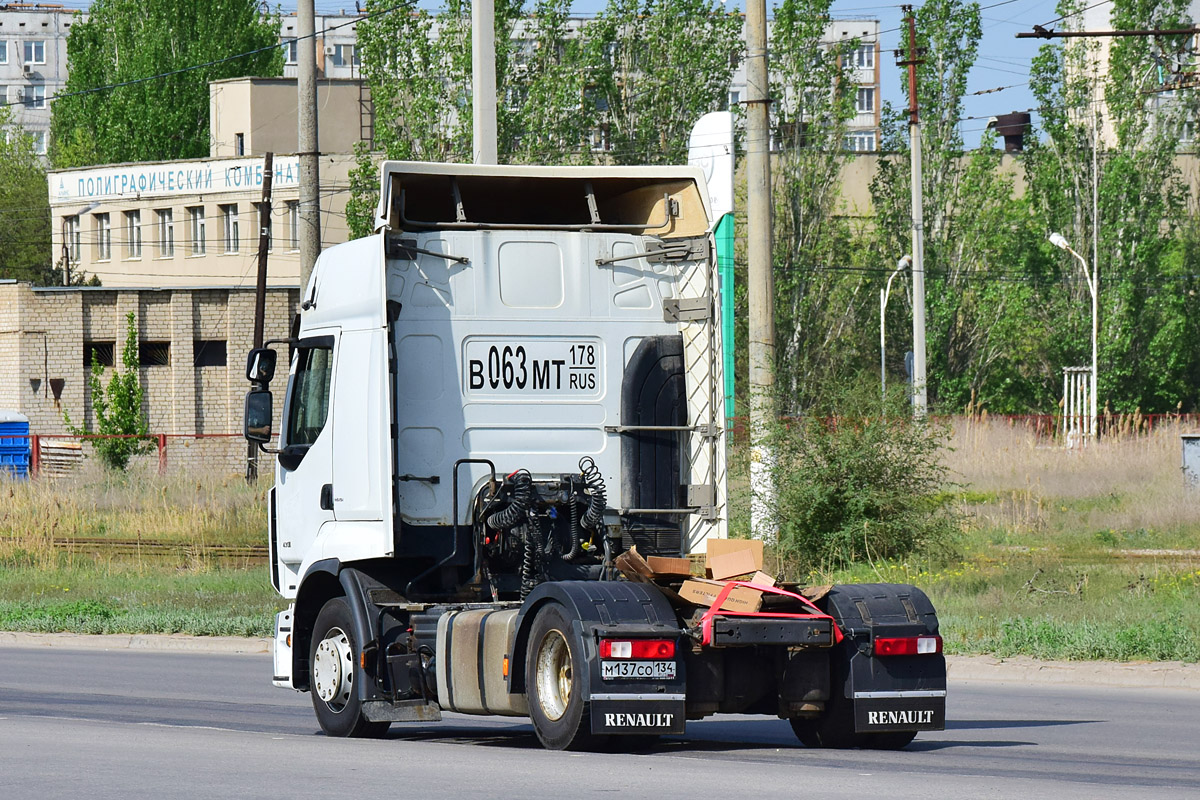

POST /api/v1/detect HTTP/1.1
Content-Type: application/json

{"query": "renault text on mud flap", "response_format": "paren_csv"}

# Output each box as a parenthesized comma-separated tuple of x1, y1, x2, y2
(866, 710, 936, 725)
(603, 712, 676, 727)
(464, 338, 602, 397)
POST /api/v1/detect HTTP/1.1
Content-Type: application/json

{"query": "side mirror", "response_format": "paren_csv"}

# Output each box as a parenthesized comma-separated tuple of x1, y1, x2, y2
(244, 389, 274, 443)
(246, 347, 278, 384)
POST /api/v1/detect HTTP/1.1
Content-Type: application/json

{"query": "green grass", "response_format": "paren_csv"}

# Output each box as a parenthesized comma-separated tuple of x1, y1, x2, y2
(3, 419, 1200, 661)
(0, 563, 281, 637)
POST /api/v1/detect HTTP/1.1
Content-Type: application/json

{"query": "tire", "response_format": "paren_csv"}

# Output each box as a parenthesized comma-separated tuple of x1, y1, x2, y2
(789, 715, 861, 749)
(525, 602, 601, 751)
(309, 596, 390, 738)
(860, 731, 918, 750)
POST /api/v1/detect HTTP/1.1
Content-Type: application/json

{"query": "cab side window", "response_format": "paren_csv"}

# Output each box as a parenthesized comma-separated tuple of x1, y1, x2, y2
(286, 346, 333, 446)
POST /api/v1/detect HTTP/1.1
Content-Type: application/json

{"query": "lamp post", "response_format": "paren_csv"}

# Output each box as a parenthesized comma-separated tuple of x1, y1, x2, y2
(1050, 232, 1097, 437)
(881, 255, 912, 401)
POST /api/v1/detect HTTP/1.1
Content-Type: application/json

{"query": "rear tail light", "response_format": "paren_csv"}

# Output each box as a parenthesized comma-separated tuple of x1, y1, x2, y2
(599, 639, 675, 659)
(873, 635, 942, 656)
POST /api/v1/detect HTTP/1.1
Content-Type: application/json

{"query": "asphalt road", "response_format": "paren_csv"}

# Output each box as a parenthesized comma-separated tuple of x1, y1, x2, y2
(1, 646, 1197, 799)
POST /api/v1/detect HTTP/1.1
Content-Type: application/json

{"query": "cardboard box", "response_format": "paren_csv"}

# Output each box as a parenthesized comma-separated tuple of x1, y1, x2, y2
(748, 571, 777, 588)
(705, 539, 765, 580)
(614, 546, 655, 583)
(677, 578, 764, 613)
(645, 556, 694, 578)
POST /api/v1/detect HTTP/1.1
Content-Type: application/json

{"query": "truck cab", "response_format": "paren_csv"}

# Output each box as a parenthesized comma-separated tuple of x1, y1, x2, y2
(244, 162, 945, 749)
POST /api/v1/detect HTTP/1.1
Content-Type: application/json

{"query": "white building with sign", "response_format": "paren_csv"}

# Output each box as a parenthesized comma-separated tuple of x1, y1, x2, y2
(48, 152, 354, 288)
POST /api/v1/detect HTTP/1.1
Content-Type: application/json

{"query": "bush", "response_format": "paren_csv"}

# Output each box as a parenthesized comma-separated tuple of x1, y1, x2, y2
(762, 376, 958, 575)
(65, 311, 151, 471)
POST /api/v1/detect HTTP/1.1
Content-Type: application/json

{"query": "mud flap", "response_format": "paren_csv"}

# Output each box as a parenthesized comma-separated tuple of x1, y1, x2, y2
(821, 583, 948, 735)
(590, 696, 687, 735)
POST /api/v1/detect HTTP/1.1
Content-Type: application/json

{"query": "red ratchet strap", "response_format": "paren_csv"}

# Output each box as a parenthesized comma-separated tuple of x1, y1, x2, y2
(698, 581, 844, 647)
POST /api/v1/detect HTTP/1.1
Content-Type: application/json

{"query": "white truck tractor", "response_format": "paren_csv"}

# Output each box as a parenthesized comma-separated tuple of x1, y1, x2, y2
(243, 161, 946, 750)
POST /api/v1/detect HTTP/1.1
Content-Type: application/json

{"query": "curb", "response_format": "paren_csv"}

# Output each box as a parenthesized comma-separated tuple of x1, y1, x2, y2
(0, 631, 271, 655)
(2, 633, 1198, 690)
(947, 654, 1200, 691)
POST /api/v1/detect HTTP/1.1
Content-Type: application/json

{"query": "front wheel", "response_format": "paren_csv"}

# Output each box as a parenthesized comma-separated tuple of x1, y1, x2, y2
(525, 603, 602, 751)
(309, 597, 389, 738)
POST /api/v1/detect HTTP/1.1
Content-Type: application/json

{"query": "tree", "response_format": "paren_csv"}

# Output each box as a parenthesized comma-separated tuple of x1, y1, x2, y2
(0, 108, 53, 284)
(767, 0, 862, 412)
(1025, 0, 1198, 412)
(348, 0, 742, 235)
(65, 312, 150, 471)
(586, 0, 742, 165)
(50, 0, 281, 167)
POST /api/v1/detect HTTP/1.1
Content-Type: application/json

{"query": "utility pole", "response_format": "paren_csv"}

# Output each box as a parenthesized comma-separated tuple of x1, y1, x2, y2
(248, 152, 274, 483)
(899, 6, 928, 418)
(472, 0, 498, 165)
(298, 0, 321, 294)
(745, 0, 775, 539)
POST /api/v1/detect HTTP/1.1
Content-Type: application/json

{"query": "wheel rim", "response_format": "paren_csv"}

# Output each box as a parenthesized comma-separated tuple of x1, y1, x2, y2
(533, 629, 572, 721)
(313, 626, 353, 711)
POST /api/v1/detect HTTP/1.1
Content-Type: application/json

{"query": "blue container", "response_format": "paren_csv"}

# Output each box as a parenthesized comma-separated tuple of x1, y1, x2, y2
(0, 411, 30, 479)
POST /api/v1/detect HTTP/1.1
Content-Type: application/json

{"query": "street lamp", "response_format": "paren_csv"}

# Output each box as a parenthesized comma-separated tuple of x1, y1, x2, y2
(1050, 232, 1098, 437)
(881, 255, 912, 401)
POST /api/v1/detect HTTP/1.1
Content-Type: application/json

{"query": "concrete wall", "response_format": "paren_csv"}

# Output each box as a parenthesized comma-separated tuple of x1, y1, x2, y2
(209, 77, 369, 158)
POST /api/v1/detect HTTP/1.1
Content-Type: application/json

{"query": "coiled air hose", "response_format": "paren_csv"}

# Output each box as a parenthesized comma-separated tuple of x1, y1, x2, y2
(578, 457, 607, 531)
(487, 470, 532, 531)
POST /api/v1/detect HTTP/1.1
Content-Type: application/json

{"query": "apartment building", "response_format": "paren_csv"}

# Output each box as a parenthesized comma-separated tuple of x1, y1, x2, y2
(0, 4, 78, 155)
(727, 18, 883, 152)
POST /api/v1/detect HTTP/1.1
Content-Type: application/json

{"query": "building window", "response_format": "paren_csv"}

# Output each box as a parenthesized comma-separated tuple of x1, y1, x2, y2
(728, 90, 740, 108)
(24, 84, 45, 109)
(139, 342, 171, 367)
(234, 132, 245, 156)
(156, 209, 174, 258)
(221, 204, 239, 253)
(854, 43, 875, 69)
(188, 206, 206, 255)
(83, 341, 115, 368)
(330, 44, 357, 68)
(95, 213, 111, 261)
(30, 130, 46, 154)
(855, 87, 875, 114)
(193, 340, 227, 368)
(64, 215, 80, 262)
(255, 202, 273, 251)
(0, 42, 7, 64)
(287, 200, 299, 250)
(284, 38, 297, 65)
(124, 210, 142, 259)
(24, 40, 45, 65)
(845, 130, 877, 152)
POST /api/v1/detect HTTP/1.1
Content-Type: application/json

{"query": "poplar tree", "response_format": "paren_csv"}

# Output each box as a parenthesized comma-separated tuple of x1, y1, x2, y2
(50, 0, 282, 167)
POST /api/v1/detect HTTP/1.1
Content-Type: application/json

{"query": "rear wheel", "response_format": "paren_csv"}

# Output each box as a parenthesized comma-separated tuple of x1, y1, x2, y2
(525, 603, 601, 751)
(789, 715, 860, 749)
(309, 597, 389, 738)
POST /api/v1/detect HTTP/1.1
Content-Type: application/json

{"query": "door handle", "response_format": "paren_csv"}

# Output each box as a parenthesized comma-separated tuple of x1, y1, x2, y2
(320, 484, 333, 511)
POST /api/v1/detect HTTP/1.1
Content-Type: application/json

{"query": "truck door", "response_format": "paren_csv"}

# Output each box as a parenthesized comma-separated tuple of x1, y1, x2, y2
(274, 332, 337, 583)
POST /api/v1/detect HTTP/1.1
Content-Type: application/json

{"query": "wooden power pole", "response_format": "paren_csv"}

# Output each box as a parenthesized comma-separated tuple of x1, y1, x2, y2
(900, 6, 928, 418)
(746, 0, 776, 538)
(247, 152, 274, 483)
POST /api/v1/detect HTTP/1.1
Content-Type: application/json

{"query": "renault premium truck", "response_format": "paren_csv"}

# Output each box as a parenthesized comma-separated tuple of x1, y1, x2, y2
(242, 161, 946, 750)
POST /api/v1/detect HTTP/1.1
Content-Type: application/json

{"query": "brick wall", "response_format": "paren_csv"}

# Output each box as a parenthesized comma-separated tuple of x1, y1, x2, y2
(0, 281, 298, 473)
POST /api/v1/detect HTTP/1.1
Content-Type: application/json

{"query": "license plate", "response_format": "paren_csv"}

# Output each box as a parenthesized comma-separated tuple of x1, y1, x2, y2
(463, 338, 602, 398)
(600, 660, 677, 680)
